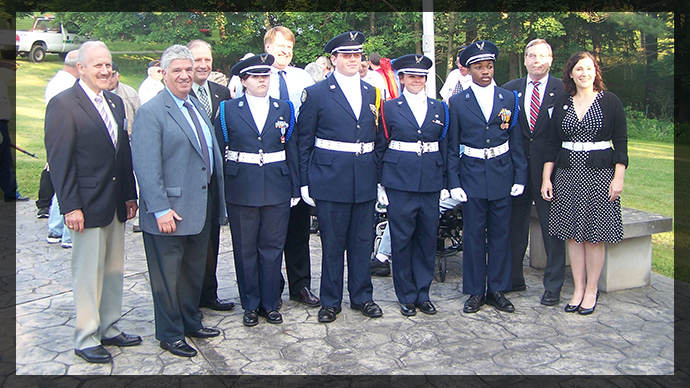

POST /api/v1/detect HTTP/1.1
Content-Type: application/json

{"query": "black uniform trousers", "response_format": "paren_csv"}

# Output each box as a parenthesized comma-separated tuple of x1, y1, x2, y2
(315, 199, 375, 308)
(142, 189, 212, 343)
(0, 120, 18, 200)
(462, 196, 512, 295)
(36, 167, 54, 210)
(509, 182, 566, 293)
(280, 200, 312, 297)
(227, 202, 289, 312)
(199, 218, 221, 305)
(387, 189, 438, 305)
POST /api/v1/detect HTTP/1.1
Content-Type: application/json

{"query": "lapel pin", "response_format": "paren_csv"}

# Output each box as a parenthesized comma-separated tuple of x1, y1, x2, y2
(563, 104, 569, 110)
(518, 92, 522, 98)
(214, 94, 219, 99)
(273, 102, 279, 108)
(363, 84, 368, 90)
(239, 101, 244, 107)
(430, 100, 435, 105)
(398, 101, 403, 105)
(498, 93, 504, 100)
(465, 93, 470, 99)
(435, 114, 439, 118)
(549, 92, 554, 97)
(330, 85, 336, 90)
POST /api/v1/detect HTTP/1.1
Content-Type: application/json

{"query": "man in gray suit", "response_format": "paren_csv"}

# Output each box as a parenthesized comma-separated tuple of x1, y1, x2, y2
(131, 44, 225, 358)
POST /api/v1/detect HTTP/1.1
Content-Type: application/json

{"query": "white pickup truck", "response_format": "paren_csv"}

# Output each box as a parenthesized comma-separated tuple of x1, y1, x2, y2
(16, 16, 89, 62)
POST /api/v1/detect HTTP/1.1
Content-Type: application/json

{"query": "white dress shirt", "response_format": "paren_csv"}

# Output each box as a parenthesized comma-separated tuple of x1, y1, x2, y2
(45, 70, 77, 105)
(524, 74, 549, 116)
(78, 80, 118, 144)
(138, 76, 165, 105)
(245, 94, 270, 132)
(267, 65, 315, 115)
(333, 70, 362, 119)
(470, 83, 495, 123)
(402, 88, 428, 127)
(360, 69, 388, 98)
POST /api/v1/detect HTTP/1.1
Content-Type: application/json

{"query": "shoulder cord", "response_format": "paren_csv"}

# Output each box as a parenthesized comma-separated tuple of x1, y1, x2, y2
(220, 101, 229, 143)
(285, 100, 295, 142)
(439, 100, 449, 141)
(509, 90, 520, 130)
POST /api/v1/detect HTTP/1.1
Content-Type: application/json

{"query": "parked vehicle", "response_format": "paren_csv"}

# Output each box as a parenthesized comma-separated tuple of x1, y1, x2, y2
(16, 16, 89, 62)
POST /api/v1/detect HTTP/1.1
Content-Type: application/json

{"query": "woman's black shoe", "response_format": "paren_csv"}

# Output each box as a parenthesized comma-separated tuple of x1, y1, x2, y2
(577, 291, 600, 315)
(564, 303, 580, 313)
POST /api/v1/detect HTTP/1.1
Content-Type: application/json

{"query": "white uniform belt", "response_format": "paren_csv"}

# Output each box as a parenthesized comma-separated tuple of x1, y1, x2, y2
(225, 149, 285, 166)
(315, 138, 375, 154)
(462, 141, 509, 159)
(562, 141, 612, 151)
(389, 140, 439, 155)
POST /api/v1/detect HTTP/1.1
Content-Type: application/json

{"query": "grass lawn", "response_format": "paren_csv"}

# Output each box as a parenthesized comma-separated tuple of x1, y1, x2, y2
(9, 55, 677, 280)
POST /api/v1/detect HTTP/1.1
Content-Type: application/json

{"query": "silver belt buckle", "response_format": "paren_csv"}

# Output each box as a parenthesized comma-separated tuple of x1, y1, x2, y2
(258, 149, 264, 166)
(356, 142, 362, 156)
(417, 141, 423, 156)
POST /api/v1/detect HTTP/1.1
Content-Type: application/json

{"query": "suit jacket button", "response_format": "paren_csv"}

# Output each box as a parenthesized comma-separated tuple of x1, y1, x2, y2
(530, 138, 534, 142)
(202, 167, 206, 171)
(112, 177, 116, 181)
(202, 185, 207, 190)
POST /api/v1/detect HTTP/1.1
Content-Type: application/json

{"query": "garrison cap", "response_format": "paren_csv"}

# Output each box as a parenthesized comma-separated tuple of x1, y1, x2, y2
(459, 40, 498, 67)
(111, 61, 119, 73)
(392, 54, 432, 76)
(324, 31, 365, 54)
(148, 59, 161, 68)
(230, 53, 274, 76)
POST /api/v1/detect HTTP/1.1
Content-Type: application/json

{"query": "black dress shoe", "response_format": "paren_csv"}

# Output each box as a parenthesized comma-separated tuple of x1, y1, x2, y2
(317, 306, 342, 323)
(160, 339, 197, 357)
(101, 332, 142, 347)
(400, 303, 416, 316)
(186, 327, 220, 338)
(577, 291, 600, 315)
(416, 300, 437, 315)
(540, 290, 561, 306)
(486, 291, 515, 313)
(370, 258, 391, 277)
(258, 309, 283, 324)
(351, 300, 383, 318)
(75, 345, 112, 363)
(199, 298, 235, 311)
(463, 294, 485, 313)
(243, 310, 259, 327)
(289, 286, 321, 307)
(564, 302, 581, 313)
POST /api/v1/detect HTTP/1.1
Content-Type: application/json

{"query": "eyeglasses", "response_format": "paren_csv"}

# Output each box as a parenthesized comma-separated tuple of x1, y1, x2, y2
(526, 53, 551, 60)
(336, 52, 359, 59)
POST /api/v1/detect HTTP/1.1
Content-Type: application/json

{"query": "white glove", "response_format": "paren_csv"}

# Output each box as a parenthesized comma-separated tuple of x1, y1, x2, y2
(450, 187, 468, 202)
(290, 197, 301, 207)
(300, 186, 316, 207)
(510, 184, 525, 197)
(377, 184, 389, 206)
(439, 189, 450, 201)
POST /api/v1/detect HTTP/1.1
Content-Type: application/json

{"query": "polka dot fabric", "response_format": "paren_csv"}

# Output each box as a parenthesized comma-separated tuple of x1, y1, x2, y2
(549, 92, 623, 244)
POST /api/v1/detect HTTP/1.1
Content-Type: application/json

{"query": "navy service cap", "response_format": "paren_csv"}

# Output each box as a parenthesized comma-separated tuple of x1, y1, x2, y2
(392, 54, 432, 76)
(230, 53, 274, 76)
(324, 31, 365, 54)
(459, 40, 498, 67)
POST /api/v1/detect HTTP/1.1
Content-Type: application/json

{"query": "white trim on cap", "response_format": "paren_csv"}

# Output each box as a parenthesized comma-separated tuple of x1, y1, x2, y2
(241, 64, 272, 75)
(397, 68, 430, 75)
(332, 44, 363, 53)
(466, 53, 496, 65)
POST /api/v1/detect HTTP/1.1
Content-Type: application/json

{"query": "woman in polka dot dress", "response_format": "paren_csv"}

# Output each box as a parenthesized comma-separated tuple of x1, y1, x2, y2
(540, 52, 628, 316)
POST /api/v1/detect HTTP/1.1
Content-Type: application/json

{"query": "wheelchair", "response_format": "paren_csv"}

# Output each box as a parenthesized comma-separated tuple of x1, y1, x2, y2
(372, 200, 463, 283)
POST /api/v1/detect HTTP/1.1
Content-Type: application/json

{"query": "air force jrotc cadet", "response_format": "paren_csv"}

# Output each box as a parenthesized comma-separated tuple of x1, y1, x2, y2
(215, 54, 299, 326)
(447, 40, 528, 314)
(377, 54, 448, 317)
(297, 31, 386, 323)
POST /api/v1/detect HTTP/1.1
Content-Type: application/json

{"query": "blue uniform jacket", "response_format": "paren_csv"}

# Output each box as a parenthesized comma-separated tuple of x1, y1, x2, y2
(380, 95, 448, 193)
(296, 75, 386, 203)
(447, 85, 527, 201)
(214, 96, 299, 207)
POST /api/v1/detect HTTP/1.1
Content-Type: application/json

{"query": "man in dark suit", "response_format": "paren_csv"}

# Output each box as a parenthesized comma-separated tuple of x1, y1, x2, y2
(131, 44, 225, 358)
(44, 41, 141, 364)
(447, 40, 528, 314)
(186, 39, 234, 313)
(297, 31, 386, 323)
(502, 39, 566, 306)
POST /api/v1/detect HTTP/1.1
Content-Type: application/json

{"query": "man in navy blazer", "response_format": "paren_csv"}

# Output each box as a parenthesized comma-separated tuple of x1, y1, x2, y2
(447, 40, 528, 314)
(297, 31, 387, 323)
(131, 44, 225, 358)
(45, 41, 140, 363)
(186, 39, 235, 314)
(502, 39, 566, 306)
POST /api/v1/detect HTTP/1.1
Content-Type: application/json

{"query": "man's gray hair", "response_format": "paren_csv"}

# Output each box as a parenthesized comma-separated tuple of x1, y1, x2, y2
(77, 41, 109, 66)
(305, 62, 325, 83)
(186, 39, 212, 52)
(160, 44, 194, 71)
(524, 39, 552, 57)
(64, 50, 79, 67)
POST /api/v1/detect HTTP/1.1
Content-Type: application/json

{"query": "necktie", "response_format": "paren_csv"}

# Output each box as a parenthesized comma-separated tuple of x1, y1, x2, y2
(278, 70, 289, 101)
(529, 81, 541, 132)
(183, 101, 211, 183)
(94, 96, 116, 147)
(197, 86, 212, 121)
(452, 79, 463, 95)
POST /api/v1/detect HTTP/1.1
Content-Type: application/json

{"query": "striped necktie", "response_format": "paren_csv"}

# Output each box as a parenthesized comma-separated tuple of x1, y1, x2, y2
(197, 85, 212, 120)
(529, 81, 541, 132)
(94, 96, 116, 147)
(278, 70, 289, 100)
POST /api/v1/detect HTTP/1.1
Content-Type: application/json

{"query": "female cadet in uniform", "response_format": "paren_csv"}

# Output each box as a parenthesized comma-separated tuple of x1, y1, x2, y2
(214, 54, 299, 326)
(541, 52, 627, 315)
(377, 54, 448, 316)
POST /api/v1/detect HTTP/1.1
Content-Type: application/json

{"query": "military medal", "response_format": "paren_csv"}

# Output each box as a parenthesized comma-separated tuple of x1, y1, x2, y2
(276, 119, 288, 143)
(498, 108, 511, 129)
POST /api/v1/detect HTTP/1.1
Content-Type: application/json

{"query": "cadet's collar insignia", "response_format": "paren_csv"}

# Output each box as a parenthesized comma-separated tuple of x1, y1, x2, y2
(498, 93, 504, 100)
(435, 114, 439, 118)
(363, 84, 368, 90)
(476, 41, 485, 51)
(273, 101, 279, 108)
(300, 89, 307, 103)
(329, 84, 336, 90)
(214, 94, 219, 99)
(563, 104, 569, 110)
(415, 55, 423, 64)
(279, 116, 283, 120)
(397, 100, 403, 105)
(518, 92, 522, 98)
(350, 31, 358, 41)
(260, 54, 268, 63)
(239, 101, 244, 107)
(430, 100, 435, 105)
(465, 92, 470, 99)
(549, 92, 554, 97)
